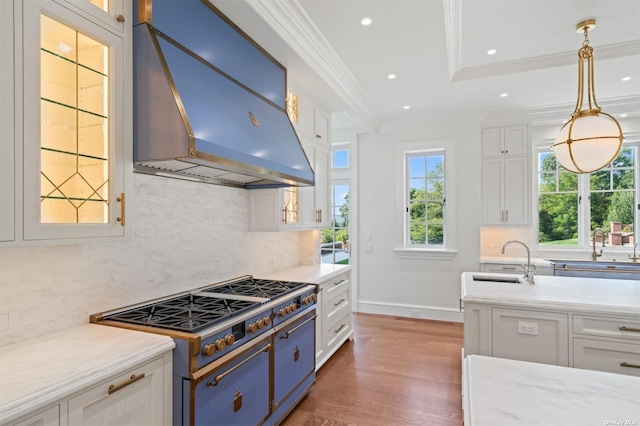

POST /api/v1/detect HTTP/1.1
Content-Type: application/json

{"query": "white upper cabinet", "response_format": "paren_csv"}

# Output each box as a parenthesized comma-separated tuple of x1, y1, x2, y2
(301, 137, 330, 229)
(481, 124, 529, 226)
(298, 97, 330, 146)
(2, 0, 131, 246)
(55, 0, 127, 33)
(482, 125, 528, 157)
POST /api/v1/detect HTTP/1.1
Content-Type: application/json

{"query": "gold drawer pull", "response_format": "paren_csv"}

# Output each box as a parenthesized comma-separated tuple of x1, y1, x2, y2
(207, 343, 270, 386)
(333, 279, 346, 286)
(108, 373, 145, 395)
(333, 298, 345, 307)
(334, 323, 346, 334)
(620, 362, 640, 369)
(117, 193, 126, 226)
(280, 315, 317, 339)
(619, 326, 640, 333)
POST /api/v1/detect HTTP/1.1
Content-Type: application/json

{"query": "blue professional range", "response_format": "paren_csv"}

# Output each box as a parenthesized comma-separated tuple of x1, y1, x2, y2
(91, 276, 317, 425)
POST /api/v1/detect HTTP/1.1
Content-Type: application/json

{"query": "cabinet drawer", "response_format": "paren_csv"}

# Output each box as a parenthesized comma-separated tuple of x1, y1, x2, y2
(482, 263, 522, 274)
(573, 315, 640, 341)
(326, 310, 351, 349)
(326, 286, 349, 317)
(324, 274, 349, 297)
(573, 338, 640, 376)
(12, 405, 60, 426)
(68, 357, 165, 425)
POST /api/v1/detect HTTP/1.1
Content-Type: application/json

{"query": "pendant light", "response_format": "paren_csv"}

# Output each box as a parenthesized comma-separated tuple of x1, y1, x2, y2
(552, 19, 623, 174)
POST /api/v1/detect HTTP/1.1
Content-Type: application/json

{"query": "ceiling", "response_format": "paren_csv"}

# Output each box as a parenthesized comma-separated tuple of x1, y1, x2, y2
(212, 0, 640, 134)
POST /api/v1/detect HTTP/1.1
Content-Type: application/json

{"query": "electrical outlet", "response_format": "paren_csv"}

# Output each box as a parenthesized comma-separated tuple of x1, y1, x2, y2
(518, 321, 538, 335)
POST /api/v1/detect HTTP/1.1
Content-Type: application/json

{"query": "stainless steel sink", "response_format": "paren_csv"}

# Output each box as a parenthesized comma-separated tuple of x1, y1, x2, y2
(472, 275, 521, 283)
(546, 259, 640, 280)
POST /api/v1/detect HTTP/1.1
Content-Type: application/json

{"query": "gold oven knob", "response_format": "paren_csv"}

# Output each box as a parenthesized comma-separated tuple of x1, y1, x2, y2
(225, 333, 235, 346)
(257, 318, 265, 329)
(202, 343, 216, 357)
(263, 315, 271, 326)
(214, 338, 226, 351)
(289, 303, 297, 313)
(279, 307, 288, 317)
(248, 322, 257, 333)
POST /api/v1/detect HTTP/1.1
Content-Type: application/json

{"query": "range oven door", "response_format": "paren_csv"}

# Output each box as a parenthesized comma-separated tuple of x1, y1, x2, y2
(187, 335, 271, 426)
(273, 309, 316, 412)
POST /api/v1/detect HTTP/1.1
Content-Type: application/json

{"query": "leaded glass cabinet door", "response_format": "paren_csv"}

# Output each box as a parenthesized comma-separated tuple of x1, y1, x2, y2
(23, 0, 126, 241)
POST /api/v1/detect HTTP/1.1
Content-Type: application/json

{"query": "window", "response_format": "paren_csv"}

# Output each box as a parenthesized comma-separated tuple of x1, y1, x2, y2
(395, 140, 457, 258)
(407, 152, 445, 245)
(537, 143, 637, 249)
(321, 182, 350, 264)
(332, 149, 349, 168)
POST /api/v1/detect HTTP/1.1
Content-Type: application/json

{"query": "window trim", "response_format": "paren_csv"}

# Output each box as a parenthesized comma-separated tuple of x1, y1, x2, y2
(394, 139, 457, 258)
(532, 133, 639, 254)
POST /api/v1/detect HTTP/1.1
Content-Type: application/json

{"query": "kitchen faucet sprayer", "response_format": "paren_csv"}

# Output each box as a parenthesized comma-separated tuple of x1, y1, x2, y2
(592, 228, 605, 261)
(501, 240, 535, 284)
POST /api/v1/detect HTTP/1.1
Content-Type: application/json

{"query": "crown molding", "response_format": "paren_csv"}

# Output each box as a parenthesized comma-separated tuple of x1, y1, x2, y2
(443, 0, 640, 82)
(451, 40, 640, 82)
(244, 0, 381, 133)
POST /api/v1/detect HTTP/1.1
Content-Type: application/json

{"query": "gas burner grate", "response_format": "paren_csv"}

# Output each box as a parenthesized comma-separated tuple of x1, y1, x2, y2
(207, 278, 308, 299)
(104, 294, 260, 332)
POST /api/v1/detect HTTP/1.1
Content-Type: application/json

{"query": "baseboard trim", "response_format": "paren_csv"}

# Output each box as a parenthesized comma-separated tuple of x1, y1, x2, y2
(357, 300, 463, 323)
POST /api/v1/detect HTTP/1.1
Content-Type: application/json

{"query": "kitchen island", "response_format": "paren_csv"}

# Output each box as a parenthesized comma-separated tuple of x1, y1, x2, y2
(461, 272, 640, 375)
(463, 354, 640, 425)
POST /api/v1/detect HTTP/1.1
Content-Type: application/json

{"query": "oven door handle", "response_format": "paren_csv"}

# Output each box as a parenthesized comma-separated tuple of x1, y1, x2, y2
(280, 315, 317, 339)
(207, 343, 271, 387)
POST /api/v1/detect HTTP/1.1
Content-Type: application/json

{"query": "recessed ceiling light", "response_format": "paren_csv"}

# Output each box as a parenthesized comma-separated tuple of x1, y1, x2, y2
(487, 49, 497, 55)
(500, 93, 508, 98)
(361, 17, 372, 26)
(620, 113, 628, 118)
(387, 74, 396, 80)
(621, 76, 631, 82)
(403, 105, 410, 110)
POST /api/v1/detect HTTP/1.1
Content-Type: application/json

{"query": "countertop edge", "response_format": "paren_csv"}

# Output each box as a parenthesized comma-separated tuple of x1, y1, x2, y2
(260, 264, 351, 284)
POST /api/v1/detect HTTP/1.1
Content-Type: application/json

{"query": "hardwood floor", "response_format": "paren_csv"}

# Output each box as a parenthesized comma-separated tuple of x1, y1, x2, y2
(282, 313, 464, 426)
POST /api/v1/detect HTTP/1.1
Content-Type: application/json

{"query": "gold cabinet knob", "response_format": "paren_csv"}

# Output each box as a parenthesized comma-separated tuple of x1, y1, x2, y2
(116, 14, 125, 22)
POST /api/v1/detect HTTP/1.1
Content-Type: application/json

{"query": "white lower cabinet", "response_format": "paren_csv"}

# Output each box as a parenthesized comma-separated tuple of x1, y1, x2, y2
(491, 308, 568, 366)
(465, 303, 640, 376)
(316, 271, 353, 370)
(8, 356, 170, 426)
(68, 357, 165, 425)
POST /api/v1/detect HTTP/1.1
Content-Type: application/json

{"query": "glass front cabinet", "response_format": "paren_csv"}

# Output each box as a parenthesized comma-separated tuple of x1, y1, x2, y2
(3, 0, 131, 244)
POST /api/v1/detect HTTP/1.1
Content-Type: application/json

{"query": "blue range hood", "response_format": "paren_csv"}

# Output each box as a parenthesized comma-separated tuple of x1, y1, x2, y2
(132, 0, 315, 188)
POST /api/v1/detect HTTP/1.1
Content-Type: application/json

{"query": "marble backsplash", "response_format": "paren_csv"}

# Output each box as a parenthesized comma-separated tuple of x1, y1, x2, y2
(0, 174, 316, 346)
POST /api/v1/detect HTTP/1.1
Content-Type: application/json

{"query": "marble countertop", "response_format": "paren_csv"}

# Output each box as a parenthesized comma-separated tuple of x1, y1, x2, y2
(461, 272, 640, 315)
(259, 263, 351, 283)
(0, 324, 175, 424)
(464, 354, 640, 426)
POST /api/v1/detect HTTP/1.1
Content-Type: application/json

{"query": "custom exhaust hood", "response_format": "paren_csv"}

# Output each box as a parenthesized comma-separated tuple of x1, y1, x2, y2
(132, 0, 315, 188)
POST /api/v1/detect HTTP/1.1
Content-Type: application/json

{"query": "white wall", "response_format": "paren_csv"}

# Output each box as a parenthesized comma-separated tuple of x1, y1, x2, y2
(356, 122, 482, 322)
(0, 174, 316, 346)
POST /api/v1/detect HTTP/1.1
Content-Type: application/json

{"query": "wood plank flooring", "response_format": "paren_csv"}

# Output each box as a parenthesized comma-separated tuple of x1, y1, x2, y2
(282, 313, 464, 426)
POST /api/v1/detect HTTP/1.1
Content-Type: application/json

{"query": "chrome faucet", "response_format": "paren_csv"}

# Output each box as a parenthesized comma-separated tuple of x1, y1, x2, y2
(630, 243, 640, 263)
(592, 228, 605, 261)
(501, 240, 535, 284)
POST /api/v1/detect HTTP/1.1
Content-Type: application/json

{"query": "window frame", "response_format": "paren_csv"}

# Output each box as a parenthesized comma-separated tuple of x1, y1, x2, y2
(394, 139, 457, 260)
(533, 137, 639, 253)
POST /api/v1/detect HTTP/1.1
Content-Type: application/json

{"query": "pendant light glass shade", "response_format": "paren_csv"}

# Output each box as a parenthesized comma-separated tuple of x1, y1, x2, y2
(552, 19, 623, 174)
(554, 113, 623, 173)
